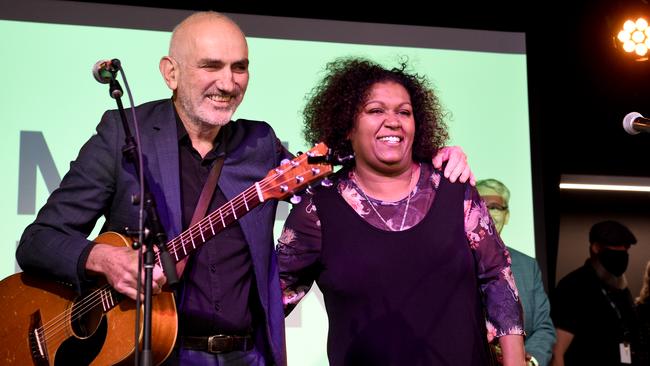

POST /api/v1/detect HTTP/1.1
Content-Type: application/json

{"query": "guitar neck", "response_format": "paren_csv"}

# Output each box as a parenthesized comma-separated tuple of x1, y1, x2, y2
(87, 190, 259, 320)
(151, 142, 333, 267)
(156, 184, 263, 265)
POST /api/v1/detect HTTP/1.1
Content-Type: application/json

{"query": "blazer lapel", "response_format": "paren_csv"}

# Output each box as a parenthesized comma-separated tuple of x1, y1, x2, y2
(151, 100, 182, 238)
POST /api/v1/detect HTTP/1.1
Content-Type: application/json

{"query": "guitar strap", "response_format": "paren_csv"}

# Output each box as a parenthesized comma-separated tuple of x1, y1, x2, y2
(175, 156, 225, 277)
(190, 157, 225, 226)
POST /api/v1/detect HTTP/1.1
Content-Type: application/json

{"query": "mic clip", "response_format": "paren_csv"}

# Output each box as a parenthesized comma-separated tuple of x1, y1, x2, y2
(307, 148, 354, 166)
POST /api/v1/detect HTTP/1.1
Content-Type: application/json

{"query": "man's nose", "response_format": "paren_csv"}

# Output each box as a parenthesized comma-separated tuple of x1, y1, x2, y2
(216, 69, 235, 92)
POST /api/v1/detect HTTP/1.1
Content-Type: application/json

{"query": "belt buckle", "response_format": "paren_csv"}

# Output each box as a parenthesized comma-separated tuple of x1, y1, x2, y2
(207, 334, 232, 354)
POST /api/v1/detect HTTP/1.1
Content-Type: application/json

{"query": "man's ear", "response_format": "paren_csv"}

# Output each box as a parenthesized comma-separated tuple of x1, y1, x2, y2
(590, 242, 601, 255)
(504, 210, 510, 226)
(159, 56, 178, 91)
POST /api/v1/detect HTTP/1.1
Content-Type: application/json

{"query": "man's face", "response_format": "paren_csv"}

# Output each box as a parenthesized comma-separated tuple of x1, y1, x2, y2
(591, 243, 631, 276)
(477, 187, 509, 235)
(172, 19, 249, 128)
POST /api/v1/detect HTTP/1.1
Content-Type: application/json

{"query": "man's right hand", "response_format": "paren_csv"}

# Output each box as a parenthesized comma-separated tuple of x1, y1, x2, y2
(86, 243, 167, 300)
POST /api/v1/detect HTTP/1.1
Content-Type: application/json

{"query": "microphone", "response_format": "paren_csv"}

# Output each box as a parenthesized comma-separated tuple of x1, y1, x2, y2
(623, 112, 650, 135)
(92, 59, 120, 84)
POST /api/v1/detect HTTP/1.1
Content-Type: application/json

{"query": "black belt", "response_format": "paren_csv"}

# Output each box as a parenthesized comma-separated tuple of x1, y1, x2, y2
(181, 334, 254, 354)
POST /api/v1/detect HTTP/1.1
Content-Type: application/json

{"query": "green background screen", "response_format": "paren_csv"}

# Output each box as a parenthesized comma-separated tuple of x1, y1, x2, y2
(0, 10, 531, 365)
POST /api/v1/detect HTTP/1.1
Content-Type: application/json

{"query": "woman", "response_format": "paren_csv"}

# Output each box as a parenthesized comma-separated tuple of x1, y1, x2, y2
(277, 58, 525, 365)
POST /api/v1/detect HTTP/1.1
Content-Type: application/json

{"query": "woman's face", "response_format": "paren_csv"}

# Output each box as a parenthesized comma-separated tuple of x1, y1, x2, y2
(349, 81, 415, 173)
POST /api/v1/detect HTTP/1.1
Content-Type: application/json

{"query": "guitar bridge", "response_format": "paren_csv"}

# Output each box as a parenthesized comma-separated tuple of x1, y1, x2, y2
(28, 310, 48, 365)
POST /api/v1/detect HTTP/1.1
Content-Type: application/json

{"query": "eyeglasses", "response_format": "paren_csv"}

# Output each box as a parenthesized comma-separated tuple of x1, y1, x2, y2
(487, 204, 508, 213)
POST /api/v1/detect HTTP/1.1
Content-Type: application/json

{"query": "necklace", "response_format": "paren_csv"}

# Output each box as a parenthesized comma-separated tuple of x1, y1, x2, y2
(353, 163, 418, 231)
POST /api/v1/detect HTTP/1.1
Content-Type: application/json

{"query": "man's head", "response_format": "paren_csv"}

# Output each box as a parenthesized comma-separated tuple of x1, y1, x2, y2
(589, 220, 637, 277)
(160, 12, 249, 129)
(476, 178, 510, 234)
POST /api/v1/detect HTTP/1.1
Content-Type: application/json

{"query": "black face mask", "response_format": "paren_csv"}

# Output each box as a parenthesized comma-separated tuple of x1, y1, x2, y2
(598, 249, 629, 277)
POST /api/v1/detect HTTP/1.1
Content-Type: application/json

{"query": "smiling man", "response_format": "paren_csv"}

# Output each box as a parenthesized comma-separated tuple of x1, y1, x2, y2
(18, 13, 290, 366)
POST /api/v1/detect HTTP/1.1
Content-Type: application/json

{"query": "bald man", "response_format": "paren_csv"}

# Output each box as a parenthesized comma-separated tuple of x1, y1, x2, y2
(16, 12, 472, 366)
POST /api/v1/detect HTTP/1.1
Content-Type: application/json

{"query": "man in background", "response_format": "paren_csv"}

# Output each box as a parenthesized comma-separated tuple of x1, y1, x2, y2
(477, 178, 556, 366)
(551, 220, 640, 366)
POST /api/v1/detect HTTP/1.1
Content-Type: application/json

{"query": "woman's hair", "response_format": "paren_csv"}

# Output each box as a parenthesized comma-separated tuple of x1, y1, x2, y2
(302, 57, 448, 163)
(637, 260, 650, 305)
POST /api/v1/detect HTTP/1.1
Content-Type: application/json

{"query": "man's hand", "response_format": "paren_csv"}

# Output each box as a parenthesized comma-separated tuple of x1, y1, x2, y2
(86, 243, 167, 300)
(432, 146, 476, 185)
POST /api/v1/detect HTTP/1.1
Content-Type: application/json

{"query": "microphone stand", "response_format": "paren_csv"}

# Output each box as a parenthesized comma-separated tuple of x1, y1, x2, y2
(104, 62, 178, 366)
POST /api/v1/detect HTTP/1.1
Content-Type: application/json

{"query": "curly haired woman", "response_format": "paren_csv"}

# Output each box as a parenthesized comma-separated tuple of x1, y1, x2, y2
(277, 57, 525, 366)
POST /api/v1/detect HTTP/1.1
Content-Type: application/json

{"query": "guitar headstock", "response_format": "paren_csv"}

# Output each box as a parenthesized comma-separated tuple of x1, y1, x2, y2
(261, 142, 333, 201)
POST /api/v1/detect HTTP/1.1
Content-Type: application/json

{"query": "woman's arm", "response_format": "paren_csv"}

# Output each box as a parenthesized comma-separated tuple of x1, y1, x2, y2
(463, 184, 525, 363)
(500, 334, 527, 366)
(276, 193, 323, 315)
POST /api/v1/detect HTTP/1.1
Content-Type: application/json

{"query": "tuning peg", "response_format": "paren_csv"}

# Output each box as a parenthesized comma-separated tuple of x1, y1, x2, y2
(290, 195, 302, 204)
(321, 178, 333, 187)
(280, 159, 291, 165)
(296, 151, 304, 156)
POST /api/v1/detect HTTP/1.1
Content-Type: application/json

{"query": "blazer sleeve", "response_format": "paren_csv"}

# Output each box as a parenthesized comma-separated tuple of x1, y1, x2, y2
(523, 259, 556, 366)
(16, 110, 121, 292)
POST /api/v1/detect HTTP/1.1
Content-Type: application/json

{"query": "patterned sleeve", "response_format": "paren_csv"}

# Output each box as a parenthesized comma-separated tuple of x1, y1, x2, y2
(463, 184, 525, 340)
(276, 192, 323, 315)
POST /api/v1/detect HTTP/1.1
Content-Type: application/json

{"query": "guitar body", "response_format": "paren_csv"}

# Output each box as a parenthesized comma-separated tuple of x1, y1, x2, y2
(0, 232, 177, 365)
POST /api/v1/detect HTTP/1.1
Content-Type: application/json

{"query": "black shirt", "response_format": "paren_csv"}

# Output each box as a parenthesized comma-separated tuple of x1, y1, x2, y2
(551, 261, 639, 366)
(175, 116, 258, 336)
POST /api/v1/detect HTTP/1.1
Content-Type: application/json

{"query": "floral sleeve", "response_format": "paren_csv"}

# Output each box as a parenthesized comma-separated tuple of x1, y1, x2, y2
(276, 193, 323, 315)
(464, 184, 524, 340)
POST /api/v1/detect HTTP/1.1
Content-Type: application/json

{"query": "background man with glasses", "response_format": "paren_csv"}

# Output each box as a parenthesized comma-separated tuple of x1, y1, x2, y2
(477, 178, 556, 366)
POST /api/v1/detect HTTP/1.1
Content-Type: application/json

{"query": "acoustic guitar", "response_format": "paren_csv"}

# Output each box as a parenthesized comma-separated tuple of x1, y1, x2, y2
(0, 143, 333, 365)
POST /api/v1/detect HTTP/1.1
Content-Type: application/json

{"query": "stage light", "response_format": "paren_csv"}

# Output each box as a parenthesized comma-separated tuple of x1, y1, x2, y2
(616, 17, 650, 60)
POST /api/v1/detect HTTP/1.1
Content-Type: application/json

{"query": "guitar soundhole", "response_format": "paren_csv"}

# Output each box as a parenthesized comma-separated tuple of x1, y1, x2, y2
(70, 298, 104, 338)
(54, 298, 107, 365)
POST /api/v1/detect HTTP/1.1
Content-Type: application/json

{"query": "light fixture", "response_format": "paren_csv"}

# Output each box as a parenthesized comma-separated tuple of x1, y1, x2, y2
(616, 17, 650, 60)
(560, 174, 650, 192)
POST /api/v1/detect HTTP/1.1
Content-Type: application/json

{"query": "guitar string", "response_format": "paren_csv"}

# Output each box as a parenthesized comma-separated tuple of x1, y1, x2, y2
(39, 151, 328, 344)
(40, 172, 295, 342)
(41, 172, 325, 347)
(41, 170, 289, 343)
(40, 184, 265, 342)
(161, 152, 325, 261)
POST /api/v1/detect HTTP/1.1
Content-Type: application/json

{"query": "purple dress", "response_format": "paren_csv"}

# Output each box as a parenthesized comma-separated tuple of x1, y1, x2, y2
(277, 163, 523, 365)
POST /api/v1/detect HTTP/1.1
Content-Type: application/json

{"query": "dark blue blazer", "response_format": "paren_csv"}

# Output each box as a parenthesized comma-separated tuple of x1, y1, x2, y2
(17, 99, 288, 366)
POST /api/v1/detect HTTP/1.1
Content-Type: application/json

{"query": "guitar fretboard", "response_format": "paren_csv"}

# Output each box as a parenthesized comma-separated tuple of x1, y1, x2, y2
(156, 185, 263, 265)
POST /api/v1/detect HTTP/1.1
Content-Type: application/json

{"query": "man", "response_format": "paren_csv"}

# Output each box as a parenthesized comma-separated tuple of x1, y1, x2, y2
(477, 178, 555, 366)
(16, 11, 473, 366)
(550, 220, 640, 366)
